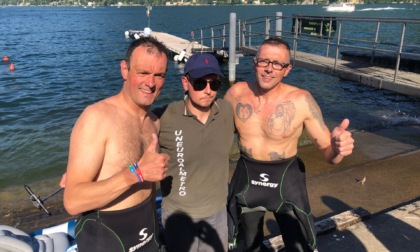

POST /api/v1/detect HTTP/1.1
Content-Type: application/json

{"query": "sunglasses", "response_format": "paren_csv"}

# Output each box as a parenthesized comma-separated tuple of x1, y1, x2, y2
(189, 78, 222, 91)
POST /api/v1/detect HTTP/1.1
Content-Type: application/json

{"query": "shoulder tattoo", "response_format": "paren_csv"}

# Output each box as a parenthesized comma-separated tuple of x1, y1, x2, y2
(268, 101, 296, 136)
(236, 102, 253, 122)
(305, 94, 325, 128)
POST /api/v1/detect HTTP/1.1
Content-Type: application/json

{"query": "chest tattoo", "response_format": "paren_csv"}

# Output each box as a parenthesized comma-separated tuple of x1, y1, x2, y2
(236, 102, 253, 122)
(268, 101, 296, 136)
(268, 151, 286, 161)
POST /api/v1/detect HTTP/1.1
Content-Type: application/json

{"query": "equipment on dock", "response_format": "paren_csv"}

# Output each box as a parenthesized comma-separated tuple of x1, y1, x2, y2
(174, 49, 187, 63)
(125, 27, 153, 40)
(24, 185, 63, 216)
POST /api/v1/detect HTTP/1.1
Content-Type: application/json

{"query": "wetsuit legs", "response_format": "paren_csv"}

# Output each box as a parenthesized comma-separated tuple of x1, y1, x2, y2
(274, 208, 312, 252)
(240, 211, 265, 252)
(241, 208, 314, 252)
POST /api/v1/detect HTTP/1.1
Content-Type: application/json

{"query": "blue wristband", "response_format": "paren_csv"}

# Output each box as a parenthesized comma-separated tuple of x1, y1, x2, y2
(129, 164, 142, 183)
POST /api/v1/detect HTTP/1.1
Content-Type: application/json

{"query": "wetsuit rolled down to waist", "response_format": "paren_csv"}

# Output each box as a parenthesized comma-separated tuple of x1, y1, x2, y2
(227, 154, 317, 251)
(75, 194, 161, 252)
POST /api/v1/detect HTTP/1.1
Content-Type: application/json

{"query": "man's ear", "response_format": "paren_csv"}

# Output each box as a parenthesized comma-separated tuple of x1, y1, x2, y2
(283, 64, 293, 77)
(182, 76, 189, 92)
(120, 60, 128, 81)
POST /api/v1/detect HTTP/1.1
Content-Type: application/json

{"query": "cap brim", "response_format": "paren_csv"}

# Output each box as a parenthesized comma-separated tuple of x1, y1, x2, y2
(187, 68, 224, 79)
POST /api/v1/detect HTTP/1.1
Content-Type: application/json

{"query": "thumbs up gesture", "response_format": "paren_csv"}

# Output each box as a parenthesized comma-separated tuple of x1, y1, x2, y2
(137, 133, 169, 182)
(331, 119, 354, 157)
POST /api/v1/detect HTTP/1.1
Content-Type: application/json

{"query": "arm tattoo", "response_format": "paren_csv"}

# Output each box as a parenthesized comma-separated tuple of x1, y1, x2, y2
(239, 144, 253, 158)
(236, 103, 252, 122)
(305, 94, 325, 129)
(269, 151, 286, 161)
(268, 101, 295, 136)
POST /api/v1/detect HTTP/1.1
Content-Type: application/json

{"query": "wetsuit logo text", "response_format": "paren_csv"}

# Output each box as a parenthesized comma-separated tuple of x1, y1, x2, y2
(128, 228, 153, 252)
(251, 173, 278, 188)
(175, 130, 187, 196)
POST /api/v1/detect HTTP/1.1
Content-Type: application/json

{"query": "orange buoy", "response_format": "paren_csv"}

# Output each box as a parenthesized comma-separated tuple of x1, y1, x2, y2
(9, 63, 15, 71)
(3, 56, 9, 61)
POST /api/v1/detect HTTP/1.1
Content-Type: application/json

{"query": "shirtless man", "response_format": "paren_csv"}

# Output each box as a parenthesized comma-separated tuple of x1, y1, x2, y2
(225, 37, 354, 252)
(63, 37, 169, 252)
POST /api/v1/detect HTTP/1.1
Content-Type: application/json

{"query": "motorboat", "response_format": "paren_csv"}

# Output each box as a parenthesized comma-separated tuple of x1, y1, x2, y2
(325, 2, 355, 12)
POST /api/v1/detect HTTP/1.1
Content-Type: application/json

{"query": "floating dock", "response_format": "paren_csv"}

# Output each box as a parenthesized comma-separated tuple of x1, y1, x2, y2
(126, 30, 228, 62)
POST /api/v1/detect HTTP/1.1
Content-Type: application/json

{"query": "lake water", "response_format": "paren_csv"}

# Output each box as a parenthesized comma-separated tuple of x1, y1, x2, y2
(1, 4, 419, 193)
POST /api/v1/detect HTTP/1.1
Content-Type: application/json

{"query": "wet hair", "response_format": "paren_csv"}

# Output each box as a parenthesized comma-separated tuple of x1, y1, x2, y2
(124, 36, 169, 69)
(257, 37, 291, 57)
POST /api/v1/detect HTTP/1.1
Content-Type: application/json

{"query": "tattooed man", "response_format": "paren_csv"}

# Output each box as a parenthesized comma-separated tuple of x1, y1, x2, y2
(225, 37, 354, 252)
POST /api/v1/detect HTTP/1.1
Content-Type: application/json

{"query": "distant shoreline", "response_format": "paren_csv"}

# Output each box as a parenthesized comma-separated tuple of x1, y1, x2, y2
(2, 3, 409, 8)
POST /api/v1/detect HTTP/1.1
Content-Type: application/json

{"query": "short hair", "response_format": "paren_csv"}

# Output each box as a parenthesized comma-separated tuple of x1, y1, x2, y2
(257, 37, 291, 57)
(124, 37, 169, 69)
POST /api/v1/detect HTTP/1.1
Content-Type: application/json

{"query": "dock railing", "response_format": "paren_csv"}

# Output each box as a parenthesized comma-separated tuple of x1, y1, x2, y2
(190, 13, 420, 83)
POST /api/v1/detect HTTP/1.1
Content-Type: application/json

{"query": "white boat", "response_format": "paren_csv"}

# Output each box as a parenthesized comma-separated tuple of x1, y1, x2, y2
(325, 2, 355, 12)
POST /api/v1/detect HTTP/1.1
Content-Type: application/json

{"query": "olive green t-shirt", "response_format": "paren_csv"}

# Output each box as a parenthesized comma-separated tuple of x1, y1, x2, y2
(155, 98, 235, 218)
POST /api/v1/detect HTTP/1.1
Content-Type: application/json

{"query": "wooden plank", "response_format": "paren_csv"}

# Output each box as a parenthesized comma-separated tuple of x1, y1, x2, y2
(263, 207, 371, 251)
(152, 31, 211, 60)
(263, 235, 285, 252)
(315, 207, 371, 233)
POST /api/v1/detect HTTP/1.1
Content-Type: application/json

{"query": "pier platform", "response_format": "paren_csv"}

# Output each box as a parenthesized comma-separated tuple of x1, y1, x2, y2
(127, 30, 228, 62)
(242, 46, 420, 98)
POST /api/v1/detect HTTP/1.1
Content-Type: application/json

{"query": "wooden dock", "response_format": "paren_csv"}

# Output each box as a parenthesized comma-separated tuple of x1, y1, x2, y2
(243, 46, 420, 98)
(152, 31, 208, 61)
(127, 30, 420, 98)
(127, 30, 228, 62)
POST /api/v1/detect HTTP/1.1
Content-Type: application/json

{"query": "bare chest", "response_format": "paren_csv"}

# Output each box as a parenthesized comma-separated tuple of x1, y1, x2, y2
(104, 118, 156, 170)
(234, 98, 302, 139)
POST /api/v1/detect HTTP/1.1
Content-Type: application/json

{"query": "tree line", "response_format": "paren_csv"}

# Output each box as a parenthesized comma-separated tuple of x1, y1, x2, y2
(1, 0, 418, 7)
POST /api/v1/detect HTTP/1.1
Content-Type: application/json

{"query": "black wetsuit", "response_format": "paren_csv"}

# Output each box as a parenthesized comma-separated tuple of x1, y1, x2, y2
(227, 154, 317, 252)
(75, 194, 161, 252)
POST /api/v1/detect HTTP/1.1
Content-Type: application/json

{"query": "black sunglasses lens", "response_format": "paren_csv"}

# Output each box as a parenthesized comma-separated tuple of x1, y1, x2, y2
(192, 79, 208, 91)
(209, 80, 221, 91)
(192, 79, 221, 91)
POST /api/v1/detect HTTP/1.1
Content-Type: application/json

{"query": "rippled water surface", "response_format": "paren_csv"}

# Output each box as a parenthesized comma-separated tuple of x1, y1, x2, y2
(1, 4, 419, 190)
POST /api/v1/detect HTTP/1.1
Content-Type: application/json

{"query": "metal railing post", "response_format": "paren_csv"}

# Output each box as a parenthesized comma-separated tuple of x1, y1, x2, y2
(292, 16, 299, 60)
(223, 25, 226, 49)
(276, 12, 282, 37)
(395, 22, 406, 82)
(326, 18, 333, 57)
(211, 27, 214, 51)
(241, 21, 246, 49)
(248, 24, 252, 46)
(229, 13, 237, 85)
(371, 21, 380, 65)
(265, 17, 270, 39)
(200, 29, 204, 52)
(238, 19, 241, 52)
(334, 21, 343, 70)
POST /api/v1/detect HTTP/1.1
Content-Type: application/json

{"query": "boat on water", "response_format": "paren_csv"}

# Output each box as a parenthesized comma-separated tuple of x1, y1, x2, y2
(325, 2, 355, 12)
